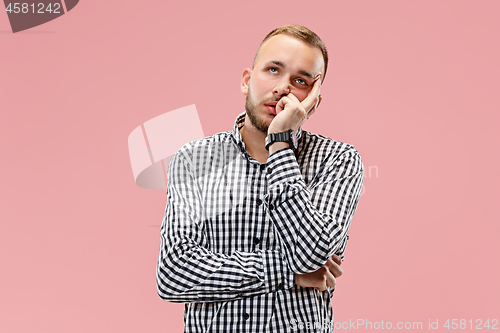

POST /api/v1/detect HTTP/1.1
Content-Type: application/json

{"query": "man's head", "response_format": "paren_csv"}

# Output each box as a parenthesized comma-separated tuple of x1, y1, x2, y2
(241, 25, 327, 133)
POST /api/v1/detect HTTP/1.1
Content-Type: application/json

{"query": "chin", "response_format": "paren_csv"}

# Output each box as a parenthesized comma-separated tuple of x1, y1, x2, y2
(245, 109, 271, 134)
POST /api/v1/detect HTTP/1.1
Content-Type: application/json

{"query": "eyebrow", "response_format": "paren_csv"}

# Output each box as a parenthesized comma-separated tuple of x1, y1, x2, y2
(270, 60, 314, 80)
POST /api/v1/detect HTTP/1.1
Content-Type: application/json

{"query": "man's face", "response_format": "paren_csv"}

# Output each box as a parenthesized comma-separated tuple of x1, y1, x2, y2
(241, 34, 325, 133)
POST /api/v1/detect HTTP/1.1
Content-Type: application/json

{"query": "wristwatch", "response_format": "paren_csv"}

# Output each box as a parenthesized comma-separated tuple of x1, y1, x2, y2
(265, 129, 298, 151)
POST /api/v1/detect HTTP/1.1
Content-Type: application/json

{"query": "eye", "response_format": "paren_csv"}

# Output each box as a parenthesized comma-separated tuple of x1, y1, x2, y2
(294, 78, 308, 86)
(268, 67, 278, 74)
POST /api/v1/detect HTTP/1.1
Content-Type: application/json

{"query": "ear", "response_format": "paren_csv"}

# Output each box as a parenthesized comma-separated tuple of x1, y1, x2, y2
(240, 68, 252, 95)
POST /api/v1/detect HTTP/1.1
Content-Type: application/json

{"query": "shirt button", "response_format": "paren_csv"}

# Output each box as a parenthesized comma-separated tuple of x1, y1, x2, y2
(256, 198, 262, 206)
(243, 313, 250, 320)
(260, 164, 266, 171)
(269, 204, 274, 210)
(278, 283, 284, 290)
(254, 237, 261, 245)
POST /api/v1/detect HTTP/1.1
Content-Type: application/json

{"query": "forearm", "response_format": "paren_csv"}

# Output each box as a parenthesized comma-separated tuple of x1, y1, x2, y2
(156, 235, 294, 303)
(264, 147, 363, 274)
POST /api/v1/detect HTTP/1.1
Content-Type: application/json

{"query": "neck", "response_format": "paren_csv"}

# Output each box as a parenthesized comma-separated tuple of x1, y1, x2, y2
(239, 115, 269, 164)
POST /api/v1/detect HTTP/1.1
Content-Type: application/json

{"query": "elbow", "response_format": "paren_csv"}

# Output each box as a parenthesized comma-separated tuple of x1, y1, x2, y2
(156, 252, 196, 303)
(157, 288, 170, 302)
(156, 259, 182, 302)
(156, 267, 172, 301)
(156, 271, 185, 303)
(157, 286, 177, 302)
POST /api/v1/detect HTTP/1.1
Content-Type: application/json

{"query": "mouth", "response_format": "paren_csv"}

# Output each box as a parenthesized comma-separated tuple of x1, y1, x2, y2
(264, 102, 277, 115)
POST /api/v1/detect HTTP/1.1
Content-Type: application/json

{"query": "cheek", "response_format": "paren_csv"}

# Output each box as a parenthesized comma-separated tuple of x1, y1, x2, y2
(249, 77, 270, 97)
(291, 89, 310, 102)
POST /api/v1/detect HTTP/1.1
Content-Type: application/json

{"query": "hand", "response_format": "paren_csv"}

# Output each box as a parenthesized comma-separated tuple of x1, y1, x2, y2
(294, 254, 343, 291)
(267, 74, 322, 135)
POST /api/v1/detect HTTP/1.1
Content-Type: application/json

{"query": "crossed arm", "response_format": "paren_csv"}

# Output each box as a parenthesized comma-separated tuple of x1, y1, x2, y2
(264, 146, 363, 290)
(156, 143, 363, 302)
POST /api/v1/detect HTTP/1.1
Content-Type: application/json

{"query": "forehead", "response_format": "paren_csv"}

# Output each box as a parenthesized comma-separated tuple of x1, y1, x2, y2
(255, 34, 324, 75)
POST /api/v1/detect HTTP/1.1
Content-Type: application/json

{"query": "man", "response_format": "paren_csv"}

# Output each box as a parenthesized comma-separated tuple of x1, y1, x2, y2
(157, 25, 363, 332)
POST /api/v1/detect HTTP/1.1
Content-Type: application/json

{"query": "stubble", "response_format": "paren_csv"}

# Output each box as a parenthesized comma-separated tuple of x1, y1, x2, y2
(245, 87, 273, 134)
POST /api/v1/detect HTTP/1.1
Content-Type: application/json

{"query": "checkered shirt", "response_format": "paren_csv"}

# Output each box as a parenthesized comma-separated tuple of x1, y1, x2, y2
(157, 112, 363, 332)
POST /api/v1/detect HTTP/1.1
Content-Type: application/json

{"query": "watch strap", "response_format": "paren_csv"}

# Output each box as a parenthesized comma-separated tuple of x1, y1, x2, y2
(265, 130, 297, 151)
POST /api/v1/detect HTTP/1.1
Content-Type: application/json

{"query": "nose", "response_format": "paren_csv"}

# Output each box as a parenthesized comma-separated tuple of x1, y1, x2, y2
(273, 79, 291, 97)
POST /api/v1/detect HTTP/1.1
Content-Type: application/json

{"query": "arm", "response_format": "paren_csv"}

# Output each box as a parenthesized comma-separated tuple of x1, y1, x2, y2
(156, 149, 295, 303)
(265, 145, 363, 274)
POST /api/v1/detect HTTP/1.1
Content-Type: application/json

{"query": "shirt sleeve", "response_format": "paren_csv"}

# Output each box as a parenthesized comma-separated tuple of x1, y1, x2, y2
(156, 149, 295, 303)
(264, 146, 363, 274)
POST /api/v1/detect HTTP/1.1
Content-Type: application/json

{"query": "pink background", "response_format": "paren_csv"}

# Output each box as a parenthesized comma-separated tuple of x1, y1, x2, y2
(1, 1, 499, 332)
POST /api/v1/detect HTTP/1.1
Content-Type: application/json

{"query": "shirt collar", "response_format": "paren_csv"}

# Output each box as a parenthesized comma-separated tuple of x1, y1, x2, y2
(232, 112, 303, 154)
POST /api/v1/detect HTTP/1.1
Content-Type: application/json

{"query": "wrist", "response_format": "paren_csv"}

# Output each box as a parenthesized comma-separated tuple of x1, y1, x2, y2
(265, 129, 298, 152)
(268, 141, 290, 155)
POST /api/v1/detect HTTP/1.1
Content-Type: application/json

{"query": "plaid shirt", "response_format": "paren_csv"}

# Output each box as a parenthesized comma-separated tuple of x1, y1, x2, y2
(157, 113, 363, 332)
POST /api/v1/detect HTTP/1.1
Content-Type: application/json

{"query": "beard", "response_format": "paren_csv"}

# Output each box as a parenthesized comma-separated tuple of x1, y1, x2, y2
(245, 87, 273, 134)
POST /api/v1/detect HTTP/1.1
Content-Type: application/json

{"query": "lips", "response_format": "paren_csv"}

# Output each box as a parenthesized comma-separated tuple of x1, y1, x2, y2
(264, 102, 277, 115)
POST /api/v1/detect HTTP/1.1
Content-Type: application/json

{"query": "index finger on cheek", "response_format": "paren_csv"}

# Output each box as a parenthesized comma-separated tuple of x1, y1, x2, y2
(313, 74, 322, 90)
(300, 74, 322, 112)
(308, 75, 322, 102)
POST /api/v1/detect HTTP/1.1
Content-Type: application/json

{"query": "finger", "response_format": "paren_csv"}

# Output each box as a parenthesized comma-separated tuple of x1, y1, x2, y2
(276, 93, 308, 126)
(284, 92, 301, 104)
(315, 267, 328, 291)
(313, 281, 326, 292)
(300, 74, 322, 112)
(330, 254, 342, 266)
(306, 90, 322, 119)
(284, 93, 307, 117)
(326, 269, 336, 288)
(276, 95, 293, 113)
(325, 258, 343, 278)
